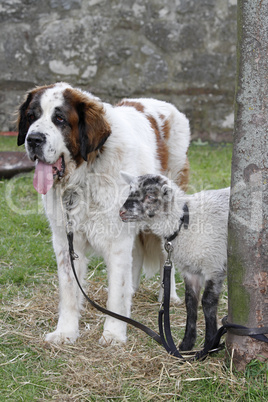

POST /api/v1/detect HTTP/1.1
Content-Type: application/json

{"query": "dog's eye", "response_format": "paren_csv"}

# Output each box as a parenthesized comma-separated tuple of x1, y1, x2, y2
(56, 115, 65, 124)
(27, 113, 35, 123)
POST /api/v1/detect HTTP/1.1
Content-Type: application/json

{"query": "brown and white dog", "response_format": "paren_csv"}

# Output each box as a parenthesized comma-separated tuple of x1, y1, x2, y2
(17, 82, 190, 345)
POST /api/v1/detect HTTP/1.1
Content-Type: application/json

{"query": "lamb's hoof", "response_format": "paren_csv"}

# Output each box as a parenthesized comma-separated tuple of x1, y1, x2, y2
(179, 340, 195, 352)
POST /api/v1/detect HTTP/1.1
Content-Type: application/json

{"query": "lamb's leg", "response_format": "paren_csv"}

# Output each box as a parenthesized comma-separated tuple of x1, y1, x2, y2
(179, 274, 202, 351)
(202, 276, 224, 349)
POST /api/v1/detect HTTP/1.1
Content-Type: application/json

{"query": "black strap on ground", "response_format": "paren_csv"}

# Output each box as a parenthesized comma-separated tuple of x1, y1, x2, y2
(67, 231, 163, 346)
(221, 317, 268, 343)
(158, 261, 185, 359)
(159, 260, 224, 361)
(67, 230, 268, 361)
(159, 260, 268, 361)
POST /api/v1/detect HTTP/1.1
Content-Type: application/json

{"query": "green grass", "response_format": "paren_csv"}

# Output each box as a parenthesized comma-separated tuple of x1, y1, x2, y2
(188, 140, 232, 192)
(0, 135, 23, 152)
(0, 337, 65, 400)
(1, 137, 267, 401)
(0, 173, 55, 286)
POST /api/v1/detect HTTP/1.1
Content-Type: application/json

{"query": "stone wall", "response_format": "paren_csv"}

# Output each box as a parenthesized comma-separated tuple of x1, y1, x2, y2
(0, 0, 237, 141)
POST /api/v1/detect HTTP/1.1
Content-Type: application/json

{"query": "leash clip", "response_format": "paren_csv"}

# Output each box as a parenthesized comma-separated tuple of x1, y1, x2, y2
(66, 219, 73, 235)
(71, 250, 79, 260)
(164, 241, 174, 265)
(67, 231, 79, 260)
(160, 241, 173, 300)
(66, 210, 74, 237)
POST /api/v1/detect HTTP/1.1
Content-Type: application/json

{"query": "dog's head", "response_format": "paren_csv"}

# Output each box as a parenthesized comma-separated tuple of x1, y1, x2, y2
(17, 82, 111, 193)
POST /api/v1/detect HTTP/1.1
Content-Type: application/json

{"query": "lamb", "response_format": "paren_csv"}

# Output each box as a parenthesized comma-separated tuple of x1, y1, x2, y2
(119, 172, 229, 351)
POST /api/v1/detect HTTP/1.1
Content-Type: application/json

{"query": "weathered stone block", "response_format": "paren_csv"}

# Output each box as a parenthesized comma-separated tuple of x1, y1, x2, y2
(0, 0, 237, 141)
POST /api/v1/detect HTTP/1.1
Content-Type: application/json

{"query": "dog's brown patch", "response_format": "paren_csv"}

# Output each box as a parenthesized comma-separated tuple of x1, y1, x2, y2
(162, 117, 171, 140)
(176, 157, 190, 192)
(146, 115, 169, 172)
(117, 100, 145, 113)
(116, 99, 189, 190)
(63, 88, 111, 166)
(117, 101, 169, 172)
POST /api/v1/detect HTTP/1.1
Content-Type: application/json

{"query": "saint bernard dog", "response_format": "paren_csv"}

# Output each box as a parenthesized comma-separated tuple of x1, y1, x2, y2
(17, 82, 190, 345)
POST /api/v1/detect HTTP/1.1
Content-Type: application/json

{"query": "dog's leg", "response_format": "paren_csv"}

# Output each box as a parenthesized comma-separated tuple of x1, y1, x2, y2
(45, 236, 87, 344)
(132, 235, 144, 292)
(170, 267, 182, 303)
(179, 274, 202, 351)
(99, 237, 134, 345)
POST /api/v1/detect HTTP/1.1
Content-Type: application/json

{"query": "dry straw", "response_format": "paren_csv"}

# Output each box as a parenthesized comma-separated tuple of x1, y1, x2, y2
(1, 272, 250, 400)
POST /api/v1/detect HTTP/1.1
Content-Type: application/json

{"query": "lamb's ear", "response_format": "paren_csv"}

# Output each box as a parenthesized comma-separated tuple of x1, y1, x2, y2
(161, 184, 173, 201)
(120, 171, 137, 185)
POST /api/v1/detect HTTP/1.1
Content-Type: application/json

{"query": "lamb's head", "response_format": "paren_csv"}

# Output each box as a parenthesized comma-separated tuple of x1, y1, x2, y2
(119, 172, 173, 223)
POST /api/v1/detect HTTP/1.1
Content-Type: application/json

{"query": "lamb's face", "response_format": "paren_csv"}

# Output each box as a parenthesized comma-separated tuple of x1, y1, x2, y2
(119, 174, 172, 222)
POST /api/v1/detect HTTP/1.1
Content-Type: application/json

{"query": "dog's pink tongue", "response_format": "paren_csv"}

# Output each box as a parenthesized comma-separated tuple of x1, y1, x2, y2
(33, 158, 61, 195)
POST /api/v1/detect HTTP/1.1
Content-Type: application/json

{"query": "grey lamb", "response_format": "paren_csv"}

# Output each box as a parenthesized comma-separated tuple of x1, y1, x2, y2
(120, 172, 230, 351)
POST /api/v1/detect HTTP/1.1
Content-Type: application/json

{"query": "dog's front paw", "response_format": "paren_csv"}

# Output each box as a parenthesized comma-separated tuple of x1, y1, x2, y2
(99, 330, 127, 346)
(45, 330, 79, 344)
(170, 294, 182, 304)
(158, 289, 182, 304)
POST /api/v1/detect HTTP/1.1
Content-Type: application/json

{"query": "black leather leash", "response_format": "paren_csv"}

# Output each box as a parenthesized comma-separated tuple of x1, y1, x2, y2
(67, 231, 163, 345)
(66, 204, 268, 361)
(158, 241, 268, 361)
(159, 208, 268, 361)
(158, 247, 185, 360)
(66, 203, 189, 348)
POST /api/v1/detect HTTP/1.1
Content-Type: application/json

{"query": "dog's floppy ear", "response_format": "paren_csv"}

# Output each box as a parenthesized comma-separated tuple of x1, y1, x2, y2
(17, 92, 33, 146)
(76, 98, 111, 161)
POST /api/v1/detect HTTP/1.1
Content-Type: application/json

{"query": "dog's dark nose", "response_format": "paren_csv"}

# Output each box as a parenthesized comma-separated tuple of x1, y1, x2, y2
(27, 132, 46, 148)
